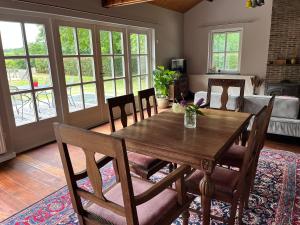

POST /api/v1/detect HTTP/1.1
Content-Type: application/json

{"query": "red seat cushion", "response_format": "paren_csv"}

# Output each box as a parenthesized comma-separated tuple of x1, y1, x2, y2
(85, 177, 178, 225)
(185, 166, 239, 198)
(128, 152, 160, 170)
(218, 144, 246, 168)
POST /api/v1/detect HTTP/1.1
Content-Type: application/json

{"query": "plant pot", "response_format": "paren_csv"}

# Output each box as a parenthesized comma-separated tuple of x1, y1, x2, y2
(157, 97, 169, 109)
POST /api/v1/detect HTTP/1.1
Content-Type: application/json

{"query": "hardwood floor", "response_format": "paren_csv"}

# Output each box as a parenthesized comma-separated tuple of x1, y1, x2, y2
(0, 115, 299, 221)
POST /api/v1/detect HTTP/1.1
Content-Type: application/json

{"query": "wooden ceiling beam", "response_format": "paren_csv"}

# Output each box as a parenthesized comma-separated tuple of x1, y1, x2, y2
(102, 0, 154, 8)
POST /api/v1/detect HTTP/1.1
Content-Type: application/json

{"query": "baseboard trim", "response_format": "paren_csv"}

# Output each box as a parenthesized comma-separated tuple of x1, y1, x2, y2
(0, 152, 16, 163)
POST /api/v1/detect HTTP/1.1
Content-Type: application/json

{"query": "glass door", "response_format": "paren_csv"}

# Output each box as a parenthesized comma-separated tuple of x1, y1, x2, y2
(99, 27, 127, 101)
(55, 21, 104, 127)
(128, 30, 152, 95)
(0, 17, 61, 151)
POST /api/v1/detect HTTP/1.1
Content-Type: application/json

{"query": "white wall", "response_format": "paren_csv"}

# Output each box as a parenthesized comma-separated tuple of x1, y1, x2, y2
(184, 0, 273, 94)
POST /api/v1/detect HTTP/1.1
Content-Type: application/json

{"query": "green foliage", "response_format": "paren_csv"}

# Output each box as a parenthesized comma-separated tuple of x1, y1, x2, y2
(153, 66, 178, 98)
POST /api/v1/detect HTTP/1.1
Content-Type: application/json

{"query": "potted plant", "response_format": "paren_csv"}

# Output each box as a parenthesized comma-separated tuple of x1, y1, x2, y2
(153, 66, 177, 109)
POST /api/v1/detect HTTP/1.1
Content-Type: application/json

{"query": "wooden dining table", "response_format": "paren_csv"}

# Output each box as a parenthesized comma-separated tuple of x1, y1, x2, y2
(112, 108, 252, 225)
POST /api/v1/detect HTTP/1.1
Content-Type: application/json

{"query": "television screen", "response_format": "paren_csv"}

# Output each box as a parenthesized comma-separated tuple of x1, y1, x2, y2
(171, 59, 186, 73)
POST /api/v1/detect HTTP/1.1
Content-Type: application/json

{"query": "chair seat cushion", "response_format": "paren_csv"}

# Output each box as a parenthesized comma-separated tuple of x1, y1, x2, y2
(185, 167, 239, 198)
(128, 152, 160, 170)
(85, 177, 178, 225)
(218, 144, 246, 168)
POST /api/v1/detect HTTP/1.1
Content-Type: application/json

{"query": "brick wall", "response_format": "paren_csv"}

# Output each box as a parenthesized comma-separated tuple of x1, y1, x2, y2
(266, 0, 300, 84)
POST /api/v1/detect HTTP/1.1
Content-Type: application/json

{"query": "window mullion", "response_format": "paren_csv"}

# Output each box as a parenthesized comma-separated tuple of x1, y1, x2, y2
(223, 32, 228, 71)
(21, 22, 40, 122)
(74, 28, 85, 109)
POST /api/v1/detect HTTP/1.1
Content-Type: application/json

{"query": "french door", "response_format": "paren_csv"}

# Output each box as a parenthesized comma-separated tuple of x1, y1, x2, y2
(54, 21, 104, 128)
(0, 16, 62, 151)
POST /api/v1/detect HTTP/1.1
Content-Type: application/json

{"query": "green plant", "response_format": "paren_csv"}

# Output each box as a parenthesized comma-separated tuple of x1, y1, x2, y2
(153, 66, 179, 98)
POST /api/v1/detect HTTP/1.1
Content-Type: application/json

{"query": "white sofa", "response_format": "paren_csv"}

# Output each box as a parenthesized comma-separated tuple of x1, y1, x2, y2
(194, 91, 300, 138)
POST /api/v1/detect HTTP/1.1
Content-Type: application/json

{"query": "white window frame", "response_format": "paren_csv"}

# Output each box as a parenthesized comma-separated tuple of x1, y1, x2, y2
(128, 28, 153, 95)
(208, 28, 243, 74)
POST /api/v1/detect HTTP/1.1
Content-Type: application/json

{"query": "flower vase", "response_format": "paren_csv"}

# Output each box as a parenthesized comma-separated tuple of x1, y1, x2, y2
(184, 111, 197, 128)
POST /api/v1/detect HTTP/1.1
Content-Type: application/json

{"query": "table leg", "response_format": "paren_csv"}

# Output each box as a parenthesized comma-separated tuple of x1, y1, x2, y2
(199, 161, 215, 225)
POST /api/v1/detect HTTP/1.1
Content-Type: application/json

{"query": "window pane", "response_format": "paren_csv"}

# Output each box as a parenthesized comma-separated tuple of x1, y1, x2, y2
(226, 32, 240, 52)
(141, 76, 148, 90)
(81, 57, 95, 82)
(225, 53, 239, 71)
(131, 56, 140, 76)
(139, 34, 148, 54)
(0, 21, 25, 56)
(112, 32, 123, 54)
(83, 83, 98, 108)
(25, 23, 48, 55)
(30, 58, 52, 89)
(67, 85, 83, 112)
(140, 56, 148, 75)
(100, 31, 112, 55)
(130, 34, 139, 54)
(132, 76, 140, 96)
(63, 58, 80, 84)
(77, 28, 93, 55)
(102, 56, 114, 80)
(11, 92, 36, 126)
(212, 53, 225, 70)
(116, 79, 126, 96)
(212, 33, 226, 52)
(59, 26, 77, 55)
(114, 56, 124, 78)
(104, 80, 115, 101)
(5, 59, 31, 92)
(35, 90, 57, 120)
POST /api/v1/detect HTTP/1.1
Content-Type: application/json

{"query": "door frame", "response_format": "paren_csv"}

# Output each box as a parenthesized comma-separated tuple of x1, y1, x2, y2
(0, 14, 63, 152)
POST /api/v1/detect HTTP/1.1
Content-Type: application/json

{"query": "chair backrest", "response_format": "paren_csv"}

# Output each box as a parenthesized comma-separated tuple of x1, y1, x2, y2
(207, 78, 245, 111)
(107, 94, 138, 132)
(258, 95, 275, 150)
(239, 106, 267, 186)
(138, 88, 158, 120)
(53, 123, 139, 225)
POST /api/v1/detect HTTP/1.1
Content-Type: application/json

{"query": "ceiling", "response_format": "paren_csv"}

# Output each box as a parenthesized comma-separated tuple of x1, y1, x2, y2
(150, 0, 203, 13)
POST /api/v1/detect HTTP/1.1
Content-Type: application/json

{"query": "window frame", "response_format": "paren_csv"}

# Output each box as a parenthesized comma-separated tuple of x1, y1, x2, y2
(0, 16, 60, 127)
(128, 28, 153, 96)
(208, 28, 243, 74)
(98, 25, 129, 101)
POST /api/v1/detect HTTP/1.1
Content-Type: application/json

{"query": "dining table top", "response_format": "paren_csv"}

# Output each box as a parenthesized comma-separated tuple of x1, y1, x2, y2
(112, 108, 252, 169)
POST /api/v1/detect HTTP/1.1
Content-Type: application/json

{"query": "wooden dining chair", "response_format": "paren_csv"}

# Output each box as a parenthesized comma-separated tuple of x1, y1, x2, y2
(203, 78, 245, 112)
(184, 106, 267, 225)
(218, 95, 275, 169)
(138, 88, 158, 121)
(107, 94, 170, 179)
(53, 123, 193, 225)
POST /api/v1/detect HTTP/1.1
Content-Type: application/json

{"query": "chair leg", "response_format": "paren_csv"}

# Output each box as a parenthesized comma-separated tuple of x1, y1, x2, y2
(169, 162, 174, 173)
(182, 210, 190, 225)
(77, 214, 85, 225)
(228, 201, 238, 225)
(238, 197, 245, 225)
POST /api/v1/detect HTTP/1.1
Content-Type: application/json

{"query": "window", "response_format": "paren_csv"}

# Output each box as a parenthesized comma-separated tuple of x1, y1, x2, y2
(59, 26, 98, 112)
(0, 21, 57, 126)
(209, 29, 242, 73)
(129, 32, 150, 95)
(99, 29, 126, 101)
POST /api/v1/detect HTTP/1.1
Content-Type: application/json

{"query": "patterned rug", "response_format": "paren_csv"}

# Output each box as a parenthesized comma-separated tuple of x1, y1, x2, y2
(1, 148, 299, 225)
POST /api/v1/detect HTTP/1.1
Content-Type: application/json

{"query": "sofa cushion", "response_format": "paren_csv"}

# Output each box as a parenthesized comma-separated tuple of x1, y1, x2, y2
(85, 177, 178, 225)
(194, 91, 240, 110)
(244, 95, 299, 119)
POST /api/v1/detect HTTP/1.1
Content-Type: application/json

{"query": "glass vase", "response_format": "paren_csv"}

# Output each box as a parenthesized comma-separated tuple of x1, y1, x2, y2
(184, 111, 197, 128)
